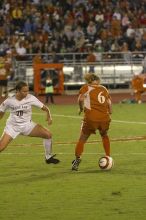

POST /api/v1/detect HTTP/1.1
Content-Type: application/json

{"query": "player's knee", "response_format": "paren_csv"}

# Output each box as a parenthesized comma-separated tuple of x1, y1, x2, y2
(100, 131, 107, 137)
(46, 132, 52, 139)
(79, 133, 89, 142)
(0, 142, 5, 152)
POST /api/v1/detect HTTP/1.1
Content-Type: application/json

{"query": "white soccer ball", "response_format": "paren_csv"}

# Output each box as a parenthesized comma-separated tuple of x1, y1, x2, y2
(98, 156, 114, 170)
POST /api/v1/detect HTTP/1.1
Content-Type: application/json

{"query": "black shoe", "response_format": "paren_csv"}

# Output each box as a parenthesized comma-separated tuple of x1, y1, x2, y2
(72, 158, 81, 171)
(45, 154, 60, 164)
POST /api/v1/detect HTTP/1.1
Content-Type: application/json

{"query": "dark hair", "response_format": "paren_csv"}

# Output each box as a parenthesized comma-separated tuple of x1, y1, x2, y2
(15, 81, 28, 91)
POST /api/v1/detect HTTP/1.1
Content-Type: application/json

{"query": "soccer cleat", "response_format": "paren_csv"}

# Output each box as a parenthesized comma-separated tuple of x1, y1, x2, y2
(72, 158, 81, 171)
(45, 154, 60, 164)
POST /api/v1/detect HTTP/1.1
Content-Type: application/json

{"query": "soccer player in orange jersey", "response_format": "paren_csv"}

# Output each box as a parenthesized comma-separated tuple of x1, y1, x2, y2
(72, 73, 112, 171)
(131, 74, 146, 104)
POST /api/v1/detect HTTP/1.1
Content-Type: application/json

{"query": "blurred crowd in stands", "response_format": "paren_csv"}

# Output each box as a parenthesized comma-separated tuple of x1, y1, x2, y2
(0, 0, 146, 71)
(0, 0, 146, 96)
(0, 0, 146, 58)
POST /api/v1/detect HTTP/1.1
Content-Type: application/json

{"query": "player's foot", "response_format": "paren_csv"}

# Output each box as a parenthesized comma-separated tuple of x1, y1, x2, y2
(45, 154, 60, 164)
(72, 158, 81, 171)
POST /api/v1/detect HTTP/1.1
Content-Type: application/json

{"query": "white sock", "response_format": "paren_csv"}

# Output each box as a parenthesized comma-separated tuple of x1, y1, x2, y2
(43, 139, 52, 160)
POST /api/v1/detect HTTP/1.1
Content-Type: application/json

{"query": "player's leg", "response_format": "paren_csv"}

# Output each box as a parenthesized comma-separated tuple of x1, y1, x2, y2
(28, 124, 60, 164)
(72, 131, 90, 171)
(75, 131, 90, 158)
(45, 93, 49, 104)
(0, 123, 19, 153)
(99, 122, 110, 156)
(28, 124, 52, 139)
(135, 91, 142, 104)
(75, 119, 92, 158)
(0, 132, 13, 152)
(72, 119, 91, 171)
(50, 93, 54, 104)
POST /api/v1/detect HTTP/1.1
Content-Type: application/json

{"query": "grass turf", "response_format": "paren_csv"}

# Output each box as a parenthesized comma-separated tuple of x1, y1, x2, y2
(0, 103, 146, 220)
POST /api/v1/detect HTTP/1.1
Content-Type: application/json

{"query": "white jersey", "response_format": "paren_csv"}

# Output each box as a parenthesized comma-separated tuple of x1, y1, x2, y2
(0, 94, 44, 126)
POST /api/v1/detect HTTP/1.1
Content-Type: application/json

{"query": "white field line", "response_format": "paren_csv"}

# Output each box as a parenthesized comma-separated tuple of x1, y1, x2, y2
(112, 120, 146, 125)
(33, 113, 146, 125)
(8, 136, 146, 147)
(2, 152, 146, 156)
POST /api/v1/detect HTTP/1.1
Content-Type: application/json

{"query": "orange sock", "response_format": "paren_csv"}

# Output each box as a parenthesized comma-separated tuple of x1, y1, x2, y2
(102, 135, 110, 156)
(75, 140, 85, 158)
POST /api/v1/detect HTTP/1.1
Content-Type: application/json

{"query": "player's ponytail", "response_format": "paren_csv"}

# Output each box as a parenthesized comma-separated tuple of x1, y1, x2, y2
(3, 81, 28, 95)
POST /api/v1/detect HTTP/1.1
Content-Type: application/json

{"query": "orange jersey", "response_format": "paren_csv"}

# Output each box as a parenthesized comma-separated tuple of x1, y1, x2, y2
(132, 76, 144, 91)
(79, 84, 111, 121)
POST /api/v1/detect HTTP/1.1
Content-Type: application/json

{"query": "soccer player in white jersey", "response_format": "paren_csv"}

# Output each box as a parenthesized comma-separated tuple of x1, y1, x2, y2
(0, 81, 60, 164)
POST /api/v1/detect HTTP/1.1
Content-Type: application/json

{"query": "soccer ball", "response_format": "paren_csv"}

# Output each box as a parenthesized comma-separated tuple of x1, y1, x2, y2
(98, 156, 114, 170)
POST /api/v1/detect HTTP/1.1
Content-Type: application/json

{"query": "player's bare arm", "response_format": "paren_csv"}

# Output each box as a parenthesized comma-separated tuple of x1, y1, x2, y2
(41, 105, 52, 125)
(78, 94, 84, 115)
(107, 99, 112, 114)
(0, 111, 5, 120)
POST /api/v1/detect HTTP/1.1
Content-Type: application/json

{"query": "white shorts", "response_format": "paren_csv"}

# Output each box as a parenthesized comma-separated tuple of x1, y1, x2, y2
(4, 121, 37, 139)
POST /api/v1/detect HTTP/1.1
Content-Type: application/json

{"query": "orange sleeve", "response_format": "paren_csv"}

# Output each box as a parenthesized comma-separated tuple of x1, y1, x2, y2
(79, 85, 88, 95)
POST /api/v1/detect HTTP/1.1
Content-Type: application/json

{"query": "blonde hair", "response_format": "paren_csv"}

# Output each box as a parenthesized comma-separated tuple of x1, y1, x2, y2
(84, 73, 100, 84)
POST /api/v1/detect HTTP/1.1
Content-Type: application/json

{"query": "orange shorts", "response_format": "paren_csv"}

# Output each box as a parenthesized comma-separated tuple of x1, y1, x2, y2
(81, 119, 111, 135)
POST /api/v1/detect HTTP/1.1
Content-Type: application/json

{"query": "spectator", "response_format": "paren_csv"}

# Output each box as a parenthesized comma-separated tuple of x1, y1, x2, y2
(23, 18, 33, 35)
(86, 21, 97, 43)
(113, 8, 121, 21)
(111, 15, 121, 38)
(33, 52, 42, 64)
(86, 48, 96, 72)
(45, 75, 54, 104)
(121, 13, 130, 33)
(142, 56, 146, 73)
(0, 56, 8, 96)
(121, 42, 132, 64)
(126, 23, 135, 38)
(16, 41, 27, 60)
(11, 4, 23, 30)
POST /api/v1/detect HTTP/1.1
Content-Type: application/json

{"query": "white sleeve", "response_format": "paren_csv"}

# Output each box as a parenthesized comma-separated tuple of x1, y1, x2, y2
(30, 95, 44, 108)
(0, 99, 9, 112)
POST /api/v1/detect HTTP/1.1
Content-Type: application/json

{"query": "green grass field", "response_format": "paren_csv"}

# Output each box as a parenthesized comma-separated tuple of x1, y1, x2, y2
(0, 103, 146, 220)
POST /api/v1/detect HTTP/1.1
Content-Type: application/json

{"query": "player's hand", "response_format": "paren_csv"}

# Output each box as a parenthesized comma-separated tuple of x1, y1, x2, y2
(78, 109, 83, 115)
